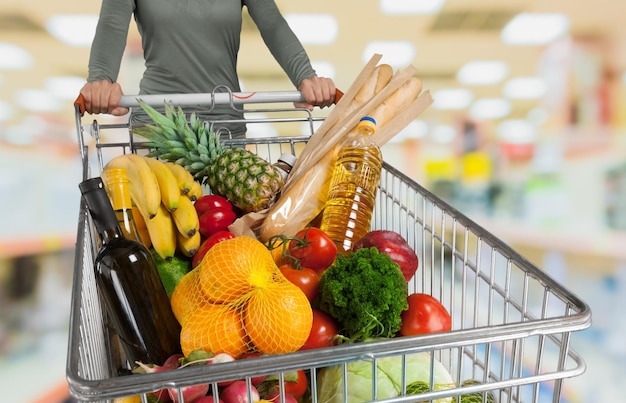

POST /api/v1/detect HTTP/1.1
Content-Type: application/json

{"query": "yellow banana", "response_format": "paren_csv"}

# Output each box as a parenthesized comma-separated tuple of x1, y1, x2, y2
(170, 194, 199, 238)
(145, 203, 176, 260)
(132, 206, 152, 249)
(143, 157, 181, 212)
(187, 181, 203, 201)
(104, 154, 161, 219)
(177, 230, 201, 257)
(164, 161, 195, 196)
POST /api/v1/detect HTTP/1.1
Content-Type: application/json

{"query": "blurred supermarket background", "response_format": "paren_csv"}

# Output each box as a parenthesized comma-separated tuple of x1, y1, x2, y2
(1, 0, 626, 401)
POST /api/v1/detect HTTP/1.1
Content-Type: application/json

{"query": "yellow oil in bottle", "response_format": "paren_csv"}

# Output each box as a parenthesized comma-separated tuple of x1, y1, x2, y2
(320, 116, 382, 254)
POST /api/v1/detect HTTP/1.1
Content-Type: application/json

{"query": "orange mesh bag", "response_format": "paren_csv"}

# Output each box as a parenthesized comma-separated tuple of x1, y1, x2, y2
(170, 268, 208, 325)
(171, 236, 313, 357)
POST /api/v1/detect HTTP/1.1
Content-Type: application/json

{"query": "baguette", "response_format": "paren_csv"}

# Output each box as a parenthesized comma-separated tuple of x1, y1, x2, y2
(287, 56, 384, 183)
(370, 77, 423, 127)
(259, 69, 422, 241)
(342, 63, 393, 118)
(258, 151, 335, 241)
(257, 61, 431, 242)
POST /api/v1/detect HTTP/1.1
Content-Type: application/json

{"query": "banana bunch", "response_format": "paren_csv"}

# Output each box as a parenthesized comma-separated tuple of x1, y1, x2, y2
(103, 154, 203, 260)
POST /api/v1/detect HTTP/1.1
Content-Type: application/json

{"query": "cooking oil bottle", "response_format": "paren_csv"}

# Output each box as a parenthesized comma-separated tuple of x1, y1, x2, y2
(320, 116, 382, 254)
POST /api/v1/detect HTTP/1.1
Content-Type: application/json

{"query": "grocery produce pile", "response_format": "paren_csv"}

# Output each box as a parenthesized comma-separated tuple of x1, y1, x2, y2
(105, 55, 495, 403)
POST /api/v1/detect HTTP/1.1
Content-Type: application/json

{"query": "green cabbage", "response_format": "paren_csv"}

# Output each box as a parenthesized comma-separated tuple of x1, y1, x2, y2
(317, 352, 456, 403)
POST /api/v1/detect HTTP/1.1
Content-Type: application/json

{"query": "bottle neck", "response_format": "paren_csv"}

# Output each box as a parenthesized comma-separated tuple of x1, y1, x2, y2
(344, 119, 378, 148)
(79, 177, 126, 244)
(99, 225, 125, 245)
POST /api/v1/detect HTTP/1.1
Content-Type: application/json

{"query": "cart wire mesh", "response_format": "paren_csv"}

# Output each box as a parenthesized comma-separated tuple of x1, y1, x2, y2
(67, 93, 591, 403)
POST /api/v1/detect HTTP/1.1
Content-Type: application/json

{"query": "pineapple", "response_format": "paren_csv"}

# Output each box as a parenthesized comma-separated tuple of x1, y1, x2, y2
(133, 99, 284, 213)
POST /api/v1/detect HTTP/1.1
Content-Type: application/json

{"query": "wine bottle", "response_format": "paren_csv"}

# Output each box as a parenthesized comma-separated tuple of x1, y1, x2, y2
(79, 176, 181, 372)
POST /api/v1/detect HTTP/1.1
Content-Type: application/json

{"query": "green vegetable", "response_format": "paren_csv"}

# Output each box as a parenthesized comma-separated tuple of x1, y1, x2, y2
(316, 247, 408, 341)
(150, 249, 191, 297)
(455, 379, 496, 403)
(406, 380, 431, 394)
(316, 351, 456, 403)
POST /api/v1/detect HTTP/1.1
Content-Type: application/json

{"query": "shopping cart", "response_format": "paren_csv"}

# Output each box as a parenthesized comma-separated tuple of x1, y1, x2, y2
(67, 91, 592, 403)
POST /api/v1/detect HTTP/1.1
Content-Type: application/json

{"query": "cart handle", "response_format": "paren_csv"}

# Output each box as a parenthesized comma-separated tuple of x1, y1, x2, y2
(74, 89, 343, 116)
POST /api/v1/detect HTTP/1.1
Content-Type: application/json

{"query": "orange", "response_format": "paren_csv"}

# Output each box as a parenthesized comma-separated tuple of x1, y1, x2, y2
(170, 268, 208, 325)
(244, 281, 313, 354)
(198, 236, 276, 304)
(180, 303, 248, 357)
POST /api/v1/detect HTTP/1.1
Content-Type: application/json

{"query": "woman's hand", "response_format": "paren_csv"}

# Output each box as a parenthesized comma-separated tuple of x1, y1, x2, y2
(79, 80, 129, 116)
(296, 76, 336, 110)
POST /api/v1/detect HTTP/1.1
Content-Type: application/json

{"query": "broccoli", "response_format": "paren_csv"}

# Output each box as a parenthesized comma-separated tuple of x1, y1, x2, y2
(316, 247, 408, 341)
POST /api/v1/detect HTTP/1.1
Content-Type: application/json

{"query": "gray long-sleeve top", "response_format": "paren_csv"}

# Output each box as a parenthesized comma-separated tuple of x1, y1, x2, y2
(88, 0, 316, 136)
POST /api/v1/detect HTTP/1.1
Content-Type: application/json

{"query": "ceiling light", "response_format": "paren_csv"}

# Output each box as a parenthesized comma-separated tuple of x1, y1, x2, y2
(379, 0, 445, 15)
(457, 60, 508, 85)
(0, 43, 33, 70)
(432, 88, 473, 110)
(285, 14, 338, 45)
(503, 76, 547, 99)
(470, 98, 511, 120)
(501, 13, 569, 46)
(363, 41, 415, 67)
(45, 76, 86, 100)
(0, 101, 14, 121)
(311, 61, 336, 80)
(431, 124, 456, 144)
(46, 14, 99, 47)
(497, 119, 536, 144)
(16, 89, 63, 112)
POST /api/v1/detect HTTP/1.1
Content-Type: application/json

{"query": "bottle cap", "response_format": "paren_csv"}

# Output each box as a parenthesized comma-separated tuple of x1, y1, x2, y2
(277, 153, 297, 168)
(360, 116, 376, 125)
(79, 177, 105, 194)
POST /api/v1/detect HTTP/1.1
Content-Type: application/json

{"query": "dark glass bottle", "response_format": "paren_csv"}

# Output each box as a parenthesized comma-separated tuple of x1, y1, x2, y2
(79, 176, 181, 372)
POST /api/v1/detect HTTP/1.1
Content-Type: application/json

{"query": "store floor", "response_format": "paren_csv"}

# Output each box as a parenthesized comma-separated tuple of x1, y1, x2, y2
(0, 247, 622, 402)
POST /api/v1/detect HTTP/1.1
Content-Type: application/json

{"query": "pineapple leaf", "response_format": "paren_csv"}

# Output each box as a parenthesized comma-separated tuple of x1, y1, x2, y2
(184, 136, 198, 151)
(163, 140, 187, 149)
(199, 153, 211, 165)
(187, 152, 202, 162)
(197, 143, 209, 156)
(174, 106, 188, 132)
(190, 112, 202, 133)
(135, 98, 177, 131)
(189, 162, 205, 171)
(198, 126, 209, 147)
(164, 101, 177, 120)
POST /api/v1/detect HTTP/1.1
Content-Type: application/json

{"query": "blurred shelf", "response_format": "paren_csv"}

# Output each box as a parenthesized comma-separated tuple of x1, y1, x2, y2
(0, 233, 76, 259)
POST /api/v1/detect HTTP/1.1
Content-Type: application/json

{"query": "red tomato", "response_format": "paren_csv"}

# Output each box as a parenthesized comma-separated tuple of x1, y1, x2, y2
(282, 369, 307, 399)
(194, 194, 233, 216)
(399, 293, 452, 336)
(192, 231, 236, 268)
(288, 227, 337, 274)
(279, 264, 319, 302)
(300, 310, 339, 350)
(198, 208, 237, 238)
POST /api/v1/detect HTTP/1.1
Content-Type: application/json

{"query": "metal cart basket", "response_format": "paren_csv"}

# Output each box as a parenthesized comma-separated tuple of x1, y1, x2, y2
(67, 92, 592, 403)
